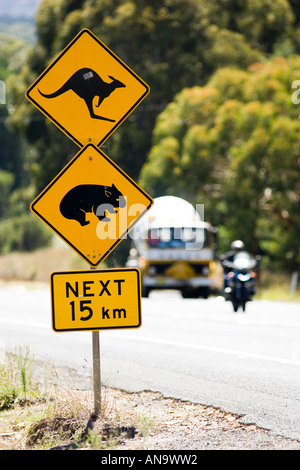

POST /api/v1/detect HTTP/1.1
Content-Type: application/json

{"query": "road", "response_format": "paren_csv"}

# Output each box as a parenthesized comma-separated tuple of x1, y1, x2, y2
(0, 283, 300, 441)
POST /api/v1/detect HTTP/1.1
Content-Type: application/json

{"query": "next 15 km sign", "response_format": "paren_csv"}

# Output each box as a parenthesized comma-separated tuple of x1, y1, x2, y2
(51, 268, 141, 332)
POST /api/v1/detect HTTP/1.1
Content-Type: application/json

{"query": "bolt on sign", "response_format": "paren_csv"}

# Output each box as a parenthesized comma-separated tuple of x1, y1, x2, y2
(30, 144, 153, 267)
(51, 269, 141, 332)
(25, 28, 149, 148)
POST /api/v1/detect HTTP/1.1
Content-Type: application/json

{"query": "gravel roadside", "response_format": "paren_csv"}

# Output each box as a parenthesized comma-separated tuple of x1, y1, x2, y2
(34, 363, 300, 450)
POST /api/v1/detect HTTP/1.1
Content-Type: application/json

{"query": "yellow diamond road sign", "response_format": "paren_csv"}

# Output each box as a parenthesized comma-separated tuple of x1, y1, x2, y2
(30, 144, 153, 266)
(51, 268, 142, 332)
(25, 29, 149, 147)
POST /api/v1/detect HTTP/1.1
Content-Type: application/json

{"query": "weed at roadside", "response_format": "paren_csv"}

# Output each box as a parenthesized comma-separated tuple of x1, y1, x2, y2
(0, 346, 40, 411)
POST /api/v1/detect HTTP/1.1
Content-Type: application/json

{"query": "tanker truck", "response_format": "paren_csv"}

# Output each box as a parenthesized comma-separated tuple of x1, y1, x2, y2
(126, 196, 217, 298)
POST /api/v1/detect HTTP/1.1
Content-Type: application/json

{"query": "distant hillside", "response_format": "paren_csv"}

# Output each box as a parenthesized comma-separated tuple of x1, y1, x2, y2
(0, 0, 41, 43)
(0, 0, 41, 18)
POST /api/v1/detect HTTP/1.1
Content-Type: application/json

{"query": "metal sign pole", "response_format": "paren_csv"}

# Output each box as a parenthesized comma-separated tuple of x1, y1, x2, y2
(92, 329, 101, 416)
(90, 265, 101, 417)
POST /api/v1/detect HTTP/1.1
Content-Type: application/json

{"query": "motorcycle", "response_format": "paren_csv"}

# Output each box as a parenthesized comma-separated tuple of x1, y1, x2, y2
(223, 251, 258, 312)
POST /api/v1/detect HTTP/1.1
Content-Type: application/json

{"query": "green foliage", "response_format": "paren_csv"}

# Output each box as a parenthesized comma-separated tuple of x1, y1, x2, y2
(0, 213, 52, 254)
(0, 170, 14, 218)
(9, 0, 293, 189)
(140, 56, 300, 271)
(0, 346, 37, 411)
(0, 36, 29, 187)
(2, 0, 300, 268)
(0, 33, 29, 79)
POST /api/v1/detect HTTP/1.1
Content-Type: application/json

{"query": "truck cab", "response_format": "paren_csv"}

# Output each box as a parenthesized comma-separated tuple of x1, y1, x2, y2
(126, 196, 216, 298)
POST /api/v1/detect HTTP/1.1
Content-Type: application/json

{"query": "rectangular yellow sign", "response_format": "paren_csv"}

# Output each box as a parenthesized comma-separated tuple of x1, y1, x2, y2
(51, 268, 142, 332)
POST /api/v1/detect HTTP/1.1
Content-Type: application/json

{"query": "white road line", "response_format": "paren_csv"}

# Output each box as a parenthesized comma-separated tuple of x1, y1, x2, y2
(1, 317, 299, 366)
(0, 318, 49, 329)
(110, 333, 300, 367)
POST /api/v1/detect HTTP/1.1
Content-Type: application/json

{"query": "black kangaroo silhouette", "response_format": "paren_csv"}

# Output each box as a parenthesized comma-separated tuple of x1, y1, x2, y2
(38, 68, 126, 122)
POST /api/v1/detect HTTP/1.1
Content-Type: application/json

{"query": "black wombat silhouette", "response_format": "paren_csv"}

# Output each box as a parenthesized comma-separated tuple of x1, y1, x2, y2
(38, 68, 125, 122)
(60, 184, 127, 226)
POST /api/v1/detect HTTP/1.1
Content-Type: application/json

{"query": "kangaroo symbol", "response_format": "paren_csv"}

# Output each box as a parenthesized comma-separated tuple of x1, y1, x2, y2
(38, 68, 126, 122)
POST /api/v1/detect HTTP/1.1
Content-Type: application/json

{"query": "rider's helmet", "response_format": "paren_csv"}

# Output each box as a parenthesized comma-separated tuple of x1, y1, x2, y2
(230, 240, 245, 252)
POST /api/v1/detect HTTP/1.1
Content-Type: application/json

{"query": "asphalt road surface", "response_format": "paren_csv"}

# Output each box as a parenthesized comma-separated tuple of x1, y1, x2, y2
(0, 284, 299, 441)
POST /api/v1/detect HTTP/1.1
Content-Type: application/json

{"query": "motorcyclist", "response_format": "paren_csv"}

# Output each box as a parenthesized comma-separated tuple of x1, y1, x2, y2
(220, 240, 258, 297)
(220, 240, 245, 295)
(220, 240, 245, 273)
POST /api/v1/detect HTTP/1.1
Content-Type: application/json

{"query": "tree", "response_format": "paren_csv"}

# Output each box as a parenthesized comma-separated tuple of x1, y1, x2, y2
(9, 0, 295, 191)
(139, 57, 300, 270)
(6, 0, 300, 262)
(0, 34, 29, 187)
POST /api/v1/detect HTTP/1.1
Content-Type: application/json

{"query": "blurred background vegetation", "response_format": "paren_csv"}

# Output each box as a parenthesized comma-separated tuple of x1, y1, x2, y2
(0, 0, 299, 277)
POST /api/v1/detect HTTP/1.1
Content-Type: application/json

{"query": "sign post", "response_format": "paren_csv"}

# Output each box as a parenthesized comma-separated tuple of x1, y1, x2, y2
(50, 266, 142, 416)
(91, 266, 101, 417)
(92, 330, 101, 416)
(26, 28, 152, 417)
(50, 267, 142, 417)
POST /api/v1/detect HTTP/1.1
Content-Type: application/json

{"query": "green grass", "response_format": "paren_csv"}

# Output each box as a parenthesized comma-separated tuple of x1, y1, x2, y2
(0, 346, 39, 411)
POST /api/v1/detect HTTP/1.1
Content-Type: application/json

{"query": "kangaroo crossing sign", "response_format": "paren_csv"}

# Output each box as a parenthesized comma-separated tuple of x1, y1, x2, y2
(51, 269, 142, 332)
(30, 144, 153, 267)
(26, 28, 149, 147)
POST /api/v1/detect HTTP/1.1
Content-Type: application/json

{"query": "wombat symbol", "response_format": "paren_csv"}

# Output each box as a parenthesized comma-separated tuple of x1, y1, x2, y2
(38, 68, 125, 122)
(59, 184, 126, 226)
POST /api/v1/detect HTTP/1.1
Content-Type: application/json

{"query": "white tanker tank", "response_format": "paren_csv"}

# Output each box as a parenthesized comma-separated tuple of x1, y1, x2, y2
(127, 196, 217, 298)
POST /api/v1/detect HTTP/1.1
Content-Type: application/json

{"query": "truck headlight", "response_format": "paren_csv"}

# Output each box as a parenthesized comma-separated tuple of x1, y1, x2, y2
(202, 266, 210, 275)
(148, 266, 157, 276)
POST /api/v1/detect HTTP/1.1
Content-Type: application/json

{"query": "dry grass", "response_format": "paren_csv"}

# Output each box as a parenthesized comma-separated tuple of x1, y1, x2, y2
(0, 384, 158, 450)
(0, 246, 298, 301)
(0, 246, 89, 282)
(2, 384, 299, 451)
(0, 349, 155, 450)
(1, 323, 300, 450)
(256, 270, 300, 302)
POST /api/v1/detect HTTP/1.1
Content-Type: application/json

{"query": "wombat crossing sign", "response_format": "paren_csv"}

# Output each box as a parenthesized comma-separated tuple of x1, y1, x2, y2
(30, 144, 153, 267)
